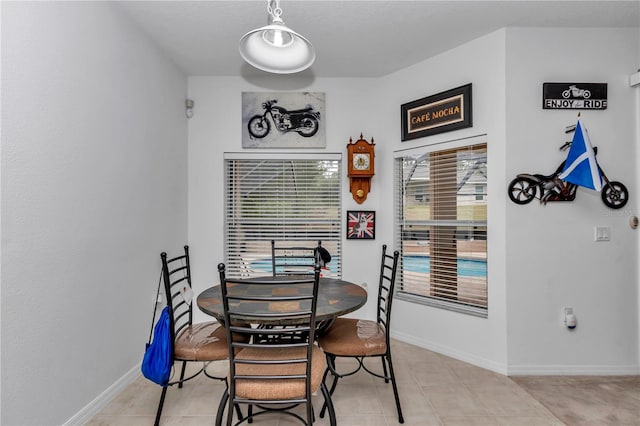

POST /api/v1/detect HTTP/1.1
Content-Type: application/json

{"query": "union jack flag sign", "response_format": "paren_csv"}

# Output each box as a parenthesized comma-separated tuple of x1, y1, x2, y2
(347, 211, 375, 239)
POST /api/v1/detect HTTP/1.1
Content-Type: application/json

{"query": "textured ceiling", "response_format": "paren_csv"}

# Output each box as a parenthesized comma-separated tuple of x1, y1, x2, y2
(115, 1, 640, 78)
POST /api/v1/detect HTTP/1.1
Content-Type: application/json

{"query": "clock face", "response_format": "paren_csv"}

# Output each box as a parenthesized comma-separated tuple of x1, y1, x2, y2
(352, 153, 371, 171)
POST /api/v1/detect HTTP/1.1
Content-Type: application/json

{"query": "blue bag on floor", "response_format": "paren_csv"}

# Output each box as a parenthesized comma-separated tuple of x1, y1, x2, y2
(141, 306, 172, 386)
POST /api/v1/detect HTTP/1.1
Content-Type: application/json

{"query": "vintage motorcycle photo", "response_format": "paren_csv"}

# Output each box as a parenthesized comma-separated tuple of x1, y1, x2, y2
(247, 99, 321, 139)
(508, 125, 628, 209)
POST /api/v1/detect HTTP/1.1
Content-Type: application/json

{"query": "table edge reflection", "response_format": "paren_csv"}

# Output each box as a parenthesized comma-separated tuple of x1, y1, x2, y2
(197, 277, 367, 324)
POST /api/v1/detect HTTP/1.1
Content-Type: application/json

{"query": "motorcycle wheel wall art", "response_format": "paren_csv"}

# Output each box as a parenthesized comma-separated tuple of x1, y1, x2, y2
(242, 92, 325, 148)
(507, 120, 628, 209)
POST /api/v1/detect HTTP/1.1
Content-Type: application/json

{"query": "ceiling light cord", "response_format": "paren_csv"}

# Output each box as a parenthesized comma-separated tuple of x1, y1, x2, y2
(267, 0, 283, 22)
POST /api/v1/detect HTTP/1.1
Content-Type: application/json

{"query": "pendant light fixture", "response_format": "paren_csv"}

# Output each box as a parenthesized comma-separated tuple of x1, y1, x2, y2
(239, 0, 315, 74)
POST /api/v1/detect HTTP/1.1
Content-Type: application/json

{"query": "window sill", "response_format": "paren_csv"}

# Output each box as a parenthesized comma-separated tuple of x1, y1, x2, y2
(396, 291, 488, 318)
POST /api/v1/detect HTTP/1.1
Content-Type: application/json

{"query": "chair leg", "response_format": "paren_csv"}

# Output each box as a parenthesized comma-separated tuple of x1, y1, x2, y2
(381, 356, 390, 384)
(178, 360, 187, 388)
(235, 404, 244, 422)
(214, 388, 228, 426)
(386, 352, 404, 424)
(319, 354, 338, 419)
(215, 388, 245, 426)
(320, 381, 337, 426)
(326, 356, 340, 397)
(306, 396, 314, 426)
(154, 386, 168, 426)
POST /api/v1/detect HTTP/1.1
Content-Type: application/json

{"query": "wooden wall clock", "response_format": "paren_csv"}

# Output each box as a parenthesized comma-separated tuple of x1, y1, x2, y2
(347, 134, 375, 204)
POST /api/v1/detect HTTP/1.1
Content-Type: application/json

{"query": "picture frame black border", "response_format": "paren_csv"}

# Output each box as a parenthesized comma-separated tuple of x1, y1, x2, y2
(346, 210, 376, 240)
(542, 82, 608, 110)
(401, 83, 472, 141)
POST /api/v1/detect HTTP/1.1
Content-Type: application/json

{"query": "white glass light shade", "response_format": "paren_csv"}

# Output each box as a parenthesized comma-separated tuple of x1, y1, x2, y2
(239, 21, 315, 74)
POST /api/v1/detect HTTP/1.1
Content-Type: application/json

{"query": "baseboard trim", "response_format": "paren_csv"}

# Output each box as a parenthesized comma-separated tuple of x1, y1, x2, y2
(63, 363, 141, 426)
(507, 364, 640, 376)
(391, 330, 509, 375)
(391, 330, 640, 376)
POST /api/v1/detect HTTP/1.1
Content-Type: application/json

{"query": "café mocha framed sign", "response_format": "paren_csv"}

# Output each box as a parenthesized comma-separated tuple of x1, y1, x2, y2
(543, 83, 607, 110)
(401, 84, 472, 141)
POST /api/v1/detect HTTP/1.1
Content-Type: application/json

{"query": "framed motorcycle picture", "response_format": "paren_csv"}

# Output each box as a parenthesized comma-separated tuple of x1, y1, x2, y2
(242, 92, 326, 148)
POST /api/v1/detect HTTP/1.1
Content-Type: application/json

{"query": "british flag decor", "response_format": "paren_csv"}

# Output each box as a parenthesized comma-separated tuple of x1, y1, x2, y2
(347, 211, 375, 240)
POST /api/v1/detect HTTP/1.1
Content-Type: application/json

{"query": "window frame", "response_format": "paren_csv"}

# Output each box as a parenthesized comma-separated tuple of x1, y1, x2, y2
(393, 135, 488, 317)
(223, 152, 342, 279)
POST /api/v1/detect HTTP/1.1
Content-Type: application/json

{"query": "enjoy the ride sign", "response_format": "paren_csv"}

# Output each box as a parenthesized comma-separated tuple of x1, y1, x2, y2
(542, 82, 607, 110)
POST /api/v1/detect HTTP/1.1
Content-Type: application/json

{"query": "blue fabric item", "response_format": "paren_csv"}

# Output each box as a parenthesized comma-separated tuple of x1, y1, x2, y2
(559, 119, 602, 191)
(141, 306, 173, 386)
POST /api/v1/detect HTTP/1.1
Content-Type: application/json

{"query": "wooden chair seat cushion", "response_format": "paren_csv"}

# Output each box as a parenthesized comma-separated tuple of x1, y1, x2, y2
(174, 321, 230, 361)
(318, 318, 387, 356)
(232, 345, 326, 400)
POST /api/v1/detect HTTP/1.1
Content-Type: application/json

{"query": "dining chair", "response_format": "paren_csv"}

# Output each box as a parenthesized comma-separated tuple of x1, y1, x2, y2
(216, 263, 336, 426)
(270, 239, 324, 276)
(318, 244, 404, 423)
(265, 240, 330, 340)
(155, 246, 239, 426)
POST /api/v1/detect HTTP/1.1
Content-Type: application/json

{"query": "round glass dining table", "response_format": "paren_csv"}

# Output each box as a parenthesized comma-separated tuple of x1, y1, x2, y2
(197, 276, 367, 326)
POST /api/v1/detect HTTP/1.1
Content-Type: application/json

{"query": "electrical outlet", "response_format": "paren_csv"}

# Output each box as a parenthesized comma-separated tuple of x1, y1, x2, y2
(563, 307, 577, 329)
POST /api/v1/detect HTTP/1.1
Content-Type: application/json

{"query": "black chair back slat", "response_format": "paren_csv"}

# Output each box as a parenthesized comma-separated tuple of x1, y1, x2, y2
(155, 245, 232, 426)
(217, 262, 326, 424)
(318, 243, 402, 424)
(376, 245, 400, 343)
(168, 265, 188, 275)
(161, 246, 199, 349)
(271, 239, 323, 276)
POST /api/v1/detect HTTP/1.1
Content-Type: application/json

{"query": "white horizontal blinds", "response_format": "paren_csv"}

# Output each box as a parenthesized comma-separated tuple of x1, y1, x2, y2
(395, 142, 487, 312)
(431, 148, 459, 301)
(225, 157, 341, 279)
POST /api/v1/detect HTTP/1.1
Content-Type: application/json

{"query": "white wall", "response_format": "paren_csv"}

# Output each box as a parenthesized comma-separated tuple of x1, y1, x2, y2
(187, 31, 510, 373)
(504, 28, 639, 374)
(1, 2, 188, 424)
(188, 27, 640, 377)
(636, 40, 640, 371)
(2, 5, 637, 422)
(377, 30, 510, 373)
(187, 76, 386, 322)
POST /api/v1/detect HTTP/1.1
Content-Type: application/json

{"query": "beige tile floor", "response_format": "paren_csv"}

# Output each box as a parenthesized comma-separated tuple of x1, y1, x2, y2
(512, 375, 639, 426)
(88, 340, 638, 425)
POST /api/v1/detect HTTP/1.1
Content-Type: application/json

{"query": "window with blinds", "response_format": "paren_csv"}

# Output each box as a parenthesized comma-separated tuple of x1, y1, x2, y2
(224, 154, 342, 279)
(394, 139, 488, 316)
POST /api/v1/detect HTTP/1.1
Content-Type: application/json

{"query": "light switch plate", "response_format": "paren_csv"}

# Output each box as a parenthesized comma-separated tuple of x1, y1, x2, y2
(594, 226, 610, 242)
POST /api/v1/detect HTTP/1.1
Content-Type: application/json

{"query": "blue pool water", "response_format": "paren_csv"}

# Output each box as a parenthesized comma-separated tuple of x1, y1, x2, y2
(250, 256, 486, 277)
(403, 256, 486, 277)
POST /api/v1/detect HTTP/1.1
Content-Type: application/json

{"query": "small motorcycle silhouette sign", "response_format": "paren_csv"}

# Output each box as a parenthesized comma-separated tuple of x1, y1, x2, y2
(562, 85, 591, 99)
(543, 83, 607, 110)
